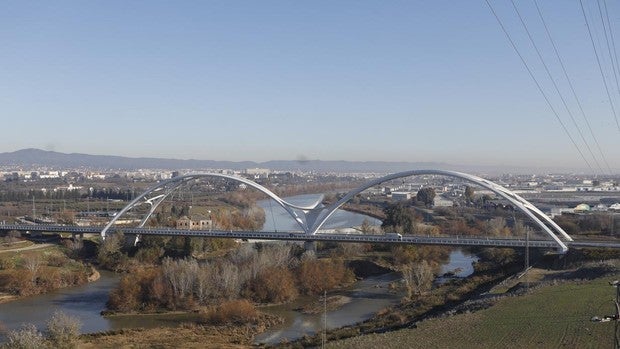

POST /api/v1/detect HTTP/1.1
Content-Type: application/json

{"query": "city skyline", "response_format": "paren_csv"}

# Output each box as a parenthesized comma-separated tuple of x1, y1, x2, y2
(2, 1, 620, 171)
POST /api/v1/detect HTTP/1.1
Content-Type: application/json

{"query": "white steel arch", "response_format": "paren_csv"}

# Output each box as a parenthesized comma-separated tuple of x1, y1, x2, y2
(100, 173, 320, 239)
(306, 170, 571, 253)
(101, 170, 572, 253)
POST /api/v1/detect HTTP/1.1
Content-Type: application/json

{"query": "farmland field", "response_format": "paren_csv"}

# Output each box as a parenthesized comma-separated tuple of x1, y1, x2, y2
(329, 275, 618, 348)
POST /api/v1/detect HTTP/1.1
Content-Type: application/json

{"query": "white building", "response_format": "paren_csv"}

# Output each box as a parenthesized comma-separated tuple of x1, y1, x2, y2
(391, 192, 412, 201)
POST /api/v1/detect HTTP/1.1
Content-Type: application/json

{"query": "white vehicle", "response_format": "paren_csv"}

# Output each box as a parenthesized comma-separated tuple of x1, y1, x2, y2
(385, 232, 402, 240)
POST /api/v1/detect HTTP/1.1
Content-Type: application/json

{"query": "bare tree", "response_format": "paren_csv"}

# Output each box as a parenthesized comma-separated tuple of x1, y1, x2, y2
(162, 257, 197, 298)
(263, 244, 292, 268)
(218, 260, 241, 299)
(99, 231, 123, 256)
(23, 255, 42, 284)
(46, 310, 82, 348)
(67, 239, 83, 257)
(339, 243, 366, 257)
(402, 260, 434, 299)
(5, 230, 21, 244)
(512, 220, 533, 237)
(4, 323, 46, 349)
(487, 217, 508, 237)
(251, 244, 292, 278)
(360, 219, 375, 234)
(177, 259, 198, 298)
(194, 266, 214, 304)
(229, 244, 255, 264)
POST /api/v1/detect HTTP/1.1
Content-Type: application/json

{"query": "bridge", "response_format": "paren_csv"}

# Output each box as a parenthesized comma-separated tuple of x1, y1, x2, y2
(1, 169, 608, 254)
(0, 224, 619, 251)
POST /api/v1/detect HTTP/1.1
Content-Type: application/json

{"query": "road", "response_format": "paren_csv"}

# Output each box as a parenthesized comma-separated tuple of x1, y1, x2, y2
(4, 223, 620, 253)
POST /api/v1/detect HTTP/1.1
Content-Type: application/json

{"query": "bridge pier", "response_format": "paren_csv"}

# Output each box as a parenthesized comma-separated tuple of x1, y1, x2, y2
(304, 240, 316, 253)
(123, 234, 140, 248)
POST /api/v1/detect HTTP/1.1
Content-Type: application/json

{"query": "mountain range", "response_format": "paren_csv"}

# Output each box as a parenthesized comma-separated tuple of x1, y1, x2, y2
(0, 148, 585, 175)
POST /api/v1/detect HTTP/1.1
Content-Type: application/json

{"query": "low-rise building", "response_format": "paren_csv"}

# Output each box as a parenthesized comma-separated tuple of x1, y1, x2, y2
(176, 215, 213, 230)
(391, 192, 412, 201)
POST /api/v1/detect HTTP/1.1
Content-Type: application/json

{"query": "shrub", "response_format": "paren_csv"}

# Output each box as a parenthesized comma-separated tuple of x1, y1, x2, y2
(245, 266, 298, 303)
(5, 270, 34, 296)
(298, 258, 355, 295)
(107, 275, 141, 312)
(46, 254, 68, 268)
(4, 323, 46, 349)
(200, 299, 258, 325)
(134, 246, 163, 264)
(107, 267, 170, 312)
(46, 310, 82, 348)
(0, 256, 16, 270)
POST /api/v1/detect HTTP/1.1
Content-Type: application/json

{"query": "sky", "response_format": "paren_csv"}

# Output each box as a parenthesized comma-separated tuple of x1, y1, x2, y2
(2, 1, 620, 172)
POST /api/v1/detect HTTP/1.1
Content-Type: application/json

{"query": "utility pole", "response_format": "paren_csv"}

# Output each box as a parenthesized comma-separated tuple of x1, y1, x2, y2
(32, 196, 35, 219)
(524, 227, 530, 287)
(323, 290, 327, 349)
(614, 282, 620, 349)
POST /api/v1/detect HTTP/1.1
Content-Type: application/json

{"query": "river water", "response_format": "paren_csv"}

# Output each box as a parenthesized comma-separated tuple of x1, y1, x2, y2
(254, 272, 402, 345)
(0, 194, 477, 343)
(259, 193, 382, 231)
(0, 271, 201, 341)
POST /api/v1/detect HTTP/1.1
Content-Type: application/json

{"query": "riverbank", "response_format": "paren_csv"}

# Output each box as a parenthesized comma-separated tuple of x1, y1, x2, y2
(0, 294, 17, 304)
(78, 312, 283, 348)
(327, 261, 619, 348)
(0, 244, 100, 305)
(279, 257, 522, 348)
(0, 264, 100, 306)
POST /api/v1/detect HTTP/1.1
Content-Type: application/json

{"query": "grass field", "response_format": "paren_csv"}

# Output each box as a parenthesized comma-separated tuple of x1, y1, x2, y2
(328, 276, 619, 349)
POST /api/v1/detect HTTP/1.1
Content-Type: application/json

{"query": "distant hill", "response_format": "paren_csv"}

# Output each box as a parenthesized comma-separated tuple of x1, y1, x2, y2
(0, 148, 583, 174)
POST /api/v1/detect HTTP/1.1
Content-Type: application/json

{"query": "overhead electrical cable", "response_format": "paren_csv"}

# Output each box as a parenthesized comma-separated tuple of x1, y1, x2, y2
(510, 0, 603, 174)
(601, 0, 620, 98)
(484, 0, 594, 172)
(596, 0, 620, 100)
(533, 0, 613, 174)
(579, 0, 620, 131)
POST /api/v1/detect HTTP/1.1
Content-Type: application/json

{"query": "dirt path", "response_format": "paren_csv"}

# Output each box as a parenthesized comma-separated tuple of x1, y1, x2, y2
(0, 243, 53, 254)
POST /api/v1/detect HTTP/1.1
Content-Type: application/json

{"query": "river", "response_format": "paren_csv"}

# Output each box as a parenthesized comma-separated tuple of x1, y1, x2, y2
(259, 193, 382, 231)
(0, 194, 477, 344)
(254, 248, 479, 345)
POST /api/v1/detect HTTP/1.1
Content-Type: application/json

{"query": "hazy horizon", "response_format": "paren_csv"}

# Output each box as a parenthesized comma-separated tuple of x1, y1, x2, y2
(2, 1, 620, 171)
(0, 147, 609, 174)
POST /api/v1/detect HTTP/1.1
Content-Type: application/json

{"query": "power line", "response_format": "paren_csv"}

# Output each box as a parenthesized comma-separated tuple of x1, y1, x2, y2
(533, 0, 613, 174)
(579, 0, 620, 132)
(509, 0, 603, 174)
(596, 0, 620, 101)
(602, 0, 620, 97)
(484, 0, 594, 173)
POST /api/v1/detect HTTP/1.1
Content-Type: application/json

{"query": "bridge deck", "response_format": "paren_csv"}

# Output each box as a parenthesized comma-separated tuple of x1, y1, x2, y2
(3, 223, 619, 250)
(0, 224, 620, 248)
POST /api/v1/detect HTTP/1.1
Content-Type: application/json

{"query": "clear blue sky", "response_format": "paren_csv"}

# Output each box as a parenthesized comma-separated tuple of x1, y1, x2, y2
(2, 1, 620, 171)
